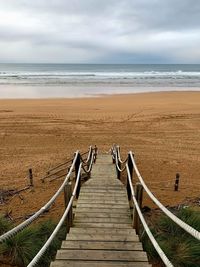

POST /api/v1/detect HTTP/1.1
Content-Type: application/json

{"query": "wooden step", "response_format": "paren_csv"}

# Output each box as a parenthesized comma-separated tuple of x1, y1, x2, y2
(51, 261, 151, 267)
(74, 222, 132, 228)
(74, 217, 131, 224)
(56, 249, 148, 262)
(66, 233, 139, 242)
(69, 228, 135, 235)
(74, 212, 131, 219)
(62, 240, 143, 250)
(74, 207, 130, 214)
(76, 203, 129, 209)
(77, 199, 128, 204)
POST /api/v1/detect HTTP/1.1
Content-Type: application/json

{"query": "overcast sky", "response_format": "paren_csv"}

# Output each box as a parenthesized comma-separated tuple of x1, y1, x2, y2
(0, 0, 200, 64)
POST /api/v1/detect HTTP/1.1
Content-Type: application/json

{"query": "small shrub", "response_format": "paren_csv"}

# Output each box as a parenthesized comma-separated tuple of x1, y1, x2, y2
(0, 219, 67, 267)
(142, 208, 200, 267)
(0, 215, 12, 235)
(0, 227, 42, 266)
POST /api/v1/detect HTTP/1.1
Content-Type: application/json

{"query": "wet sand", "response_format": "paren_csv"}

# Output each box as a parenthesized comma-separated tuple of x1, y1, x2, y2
(0, 91, 199, 220)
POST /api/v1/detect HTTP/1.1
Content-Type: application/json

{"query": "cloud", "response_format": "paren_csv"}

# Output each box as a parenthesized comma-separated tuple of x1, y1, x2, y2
(0, 0, 200, 63)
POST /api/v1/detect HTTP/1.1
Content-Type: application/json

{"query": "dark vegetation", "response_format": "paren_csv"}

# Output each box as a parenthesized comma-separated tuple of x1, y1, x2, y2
(142, 208, 200, 267)
(0, 208, 199, 267)
(0, 217, 66, 267)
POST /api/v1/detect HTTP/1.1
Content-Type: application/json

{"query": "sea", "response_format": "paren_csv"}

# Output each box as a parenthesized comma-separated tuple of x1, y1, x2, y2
(0, 63, 200, 98)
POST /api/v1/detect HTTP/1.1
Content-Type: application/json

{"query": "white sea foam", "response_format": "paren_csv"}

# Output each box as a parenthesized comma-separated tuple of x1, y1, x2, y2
(0, 64, 200, 97)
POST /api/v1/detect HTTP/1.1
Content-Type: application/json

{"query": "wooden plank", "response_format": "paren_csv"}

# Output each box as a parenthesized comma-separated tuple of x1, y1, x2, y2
(82, 189, 125, 192)
(69, 228, 135, 235)
(78, 200, 128, 204)
(79, 195, 127, 200)
(85, 181, 122, 184)
(74, 207, 130, 214)
(83, 184, 124, 188)
(85, 182, 122, 186)
(61, 240, 143, 250)
(74, 217, 131, 224)
(74, 212, 131, 219)
(51, 261, 151, 267)
(77, 200, 128, 205)
(66, 233, 139, 242)
(74, 223, 132, 229)
(56, 249, 149, 262)
(76, 203, 129, 209)
(79, 195, 128, 200)
(81, 189, 126, 194)
(79, 194, 127, 199)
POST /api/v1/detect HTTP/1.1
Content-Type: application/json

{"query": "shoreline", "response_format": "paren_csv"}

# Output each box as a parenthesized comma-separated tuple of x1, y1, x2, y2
(0, 85, 200, 100)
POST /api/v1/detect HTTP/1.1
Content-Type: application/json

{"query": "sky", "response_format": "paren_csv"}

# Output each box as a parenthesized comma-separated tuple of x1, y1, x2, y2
(0, 0, 200, 64)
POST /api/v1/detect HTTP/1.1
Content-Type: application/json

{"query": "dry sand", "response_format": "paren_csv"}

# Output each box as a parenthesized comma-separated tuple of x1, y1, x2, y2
(0, 91, 199, 221)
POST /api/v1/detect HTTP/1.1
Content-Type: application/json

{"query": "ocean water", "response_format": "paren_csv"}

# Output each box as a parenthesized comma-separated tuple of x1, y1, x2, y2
(0, 64, 200, 98)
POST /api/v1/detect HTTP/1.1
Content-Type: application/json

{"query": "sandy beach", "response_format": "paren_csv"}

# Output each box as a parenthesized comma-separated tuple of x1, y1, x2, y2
(0, 91, 199, 220)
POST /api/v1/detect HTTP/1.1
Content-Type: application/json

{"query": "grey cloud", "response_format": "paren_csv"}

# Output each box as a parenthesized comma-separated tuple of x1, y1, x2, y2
(0, 0, 200, 63)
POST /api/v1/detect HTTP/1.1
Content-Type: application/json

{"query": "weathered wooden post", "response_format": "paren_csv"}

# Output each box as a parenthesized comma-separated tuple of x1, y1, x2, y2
(134, 182, 143, 235)
(87, 149, 92, 178)
(112, 147, 116, 164)
(64, 182, 73, 233)
(75, 152, 81, 199)
(112, 145, 116, 164)
(127, 153, 133, 201)
(115, 147, 121, 179)
(94, 145, 98, 163)
(174, 173, 180, 191)
(29, 168, 34, 187)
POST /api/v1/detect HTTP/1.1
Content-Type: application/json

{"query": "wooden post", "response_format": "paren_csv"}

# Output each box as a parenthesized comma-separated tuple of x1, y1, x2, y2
(133, 182, 143, 235)
(112, 145, 116, 164)
(117, 161, 121, 180)
(75, 153, 81, 199)
(64, 182, 73, 233)
(174, 173, 180, 191)
(29, 168, 33, 187)
(127, 153, 133, 201)
(94, 145, 98, 163)
(116, 148, 121, 179)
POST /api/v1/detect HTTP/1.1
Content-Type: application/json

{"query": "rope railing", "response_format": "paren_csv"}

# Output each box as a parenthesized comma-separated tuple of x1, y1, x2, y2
(116, 145, 128, 164)
(0, 146, 96, 244)
(126, 165, 173, 267)
(42, 149, 90, 182)
(115, 155, 127, 173)
(81, 152, 95, 174)
(129, 152, 200, 241)
(112, 145, 200, 266)
(111, 145, 127, 179)
(27, 163, 83, 267)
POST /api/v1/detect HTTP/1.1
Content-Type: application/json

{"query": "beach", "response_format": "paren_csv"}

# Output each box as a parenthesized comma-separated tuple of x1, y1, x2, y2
(0, 91, 199, 220)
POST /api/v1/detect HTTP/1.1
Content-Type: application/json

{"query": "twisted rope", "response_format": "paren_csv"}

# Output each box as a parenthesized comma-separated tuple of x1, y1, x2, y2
(0, 151, 79, 243)
(126, 164, 174, 267)
(116, 146, 128, 164)
(27, 163, 82, 267)
(115, 154, 127, 172)
(129, 152, 200, 241)
(81, 152, 95, 174)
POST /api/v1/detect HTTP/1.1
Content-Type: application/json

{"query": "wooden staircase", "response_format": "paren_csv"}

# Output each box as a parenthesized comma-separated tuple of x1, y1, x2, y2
(50, 154, 151, 267)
